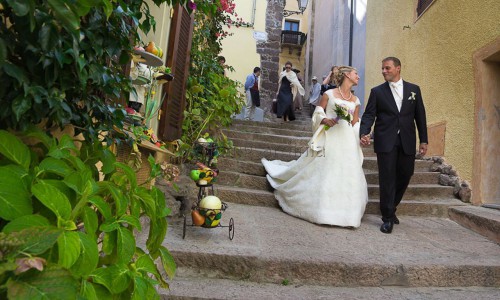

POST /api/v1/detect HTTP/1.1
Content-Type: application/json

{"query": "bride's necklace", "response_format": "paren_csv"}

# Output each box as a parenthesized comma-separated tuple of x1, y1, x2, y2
(339, 86, 352, 101)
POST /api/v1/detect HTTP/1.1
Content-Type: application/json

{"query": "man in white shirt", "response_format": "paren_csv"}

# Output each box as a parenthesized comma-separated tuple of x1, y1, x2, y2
(308, 76, 321, 117)
(243, 67, 261, 120)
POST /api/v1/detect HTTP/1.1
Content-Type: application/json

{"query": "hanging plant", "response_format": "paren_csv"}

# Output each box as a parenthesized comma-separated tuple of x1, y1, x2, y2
(179, 0, 247, 162)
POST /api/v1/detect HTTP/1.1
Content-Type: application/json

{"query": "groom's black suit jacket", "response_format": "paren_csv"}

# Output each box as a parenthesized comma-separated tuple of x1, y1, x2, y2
(360, 81, 428, 155)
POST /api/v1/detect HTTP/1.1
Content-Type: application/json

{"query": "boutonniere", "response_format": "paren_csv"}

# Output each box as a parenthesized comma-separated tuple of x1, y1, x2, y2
(408, 92, 416, 101)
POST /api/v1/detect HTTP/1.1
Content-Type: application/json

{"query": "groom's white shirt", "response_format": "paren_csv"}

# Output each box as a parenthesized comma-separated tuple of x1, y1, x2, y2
(389, 78, 403, 112)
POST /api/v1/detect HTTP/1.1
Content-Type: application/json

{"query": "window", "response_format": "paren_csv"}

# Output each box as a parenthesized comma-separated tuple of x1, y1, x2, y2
(284, 20, 299, 32)
(416, 0, 436, 18)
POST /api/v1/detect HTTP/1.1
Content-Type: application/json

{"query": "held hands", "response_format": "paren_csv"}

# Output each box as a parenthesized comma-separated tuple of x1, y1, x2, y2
(360, 134, 371, 146)
(419, 143, 428, 156)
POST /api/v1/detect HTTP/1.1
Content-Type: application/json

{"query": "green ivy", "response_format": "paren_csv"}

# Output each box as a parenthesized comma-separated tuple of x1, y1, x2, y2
(180, 2, 245, 160)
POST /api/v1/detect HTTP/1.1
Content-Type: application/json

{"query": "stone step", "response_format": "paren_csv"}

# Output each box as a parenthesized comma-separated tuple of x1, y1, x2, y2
(215, 185, 277, 207)
(365, 171, 440, 184)
(226, 136, 377, 157)
(214, 184, 455, 209)
(448, 205, 500, 244)
(362, 157, 433, 172)
(160, 277, 500, 299)
(289, 118, 312, 122)
(225, 149, 433, 172)
(250, 115, 312, 130)
(216, 158, 436, 184)
(217, 158, 266, 176)
(268, 116, 313, 123)
(217, 171, 272, 191)
(290, 117, 311, 122)
(217, 171, 440, 191)
(290, 110, 312, 117)
(227, 147, 302, 163)
(224, 129, 310, 146)
(230, 138, 308, 156)
(142, 203, 500, 288)
(286, 119, 311, 124)
(365, 198, 466, 218)
(230, 123, 312, 137)
(233, 119, 312, 131)
(228, 136, 309, 154)
(368, 184, 454, 200)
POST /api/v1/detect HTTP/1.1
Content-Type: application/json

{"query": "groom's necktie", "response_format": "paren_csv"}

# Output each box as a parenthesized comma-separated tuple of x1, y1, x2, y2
(390, 82, 402, 112)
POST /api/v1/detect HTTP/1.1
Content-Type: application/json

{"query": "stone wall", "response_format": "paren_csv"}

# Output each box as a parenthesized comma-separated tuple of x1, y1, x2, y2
(256, 0, 284, 116)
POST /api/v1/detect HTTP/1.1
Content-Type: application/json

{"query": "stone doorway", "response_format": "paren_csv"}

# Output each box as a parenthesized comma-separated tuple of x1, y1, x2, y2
(472, 37, 500, 207)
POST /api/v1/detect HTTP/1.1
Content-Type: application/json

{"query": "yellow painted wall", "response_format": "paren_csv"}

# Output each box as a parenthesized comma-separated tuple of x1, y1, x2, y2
(136, 1, 173, 133)
(220, 1, 311, 88)
(220, 0, 267, 89)
(279, 0, 310, 76)
(140, 2, 172, 55)
(364, 0, 500, 182)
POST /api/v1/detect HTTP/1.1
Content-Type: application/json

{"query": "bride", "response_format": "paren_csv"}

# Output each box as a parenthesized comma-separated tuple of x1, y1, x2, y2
(262, 66, 368, 227)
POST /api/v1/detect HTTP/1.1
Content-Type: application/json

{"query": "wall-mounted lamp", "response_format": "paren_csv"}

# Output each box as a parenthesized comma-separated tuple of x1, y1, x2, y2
(283, 0, 309, 17)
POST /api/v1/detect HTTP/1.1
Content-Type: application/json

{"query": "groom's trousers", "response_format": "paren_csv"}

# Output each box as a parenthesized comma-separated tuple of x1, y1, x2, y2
(376, 134, 415, 222)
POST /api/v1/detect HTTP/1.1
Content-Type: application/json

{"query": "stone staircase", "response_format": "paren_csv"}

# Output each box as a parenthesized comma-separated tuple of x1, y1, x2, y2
(151, 108, 500, 299)
(217, 115, 461, 219)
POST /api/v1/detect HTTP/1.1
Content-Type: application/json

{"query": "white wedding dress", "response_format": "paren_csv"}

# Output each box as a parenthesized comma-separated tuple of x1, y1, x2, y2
(262, 91, 368, 227)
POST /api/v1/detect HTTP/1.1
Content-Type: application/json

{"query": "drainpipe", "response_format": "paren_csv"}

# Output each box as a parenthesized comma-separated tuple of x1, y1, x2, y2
(349, 0, 354, 66)
(251, 0, 256, 26)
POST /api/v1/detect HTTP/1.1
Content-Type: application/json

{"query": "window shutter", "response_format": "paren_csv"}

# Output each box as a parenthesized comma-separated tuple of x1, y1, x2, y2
(417, 0, 435, 17)
(158, 4, 194, 141)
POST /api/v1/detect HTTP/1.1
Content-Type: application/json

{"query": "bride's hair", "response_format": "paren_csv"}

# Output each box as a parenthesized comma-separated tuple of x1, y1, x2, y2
(334, 66, 357, 87)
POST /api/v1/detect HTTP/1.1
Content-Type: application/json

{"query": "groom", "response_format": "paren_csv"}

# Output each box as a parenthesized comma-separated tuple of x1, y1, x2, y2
(360, 57, 428, 234)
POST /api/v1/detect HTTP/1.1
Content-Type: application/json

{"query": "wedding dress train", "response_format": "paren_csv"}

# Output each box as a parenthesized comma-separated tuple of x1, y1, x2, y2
(262, 90, 368, 227)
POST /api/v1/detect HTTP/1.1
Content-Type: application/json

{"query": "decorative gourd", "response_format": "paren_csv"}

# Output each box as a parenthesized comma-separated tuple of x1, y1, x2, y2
(198, 196, 223, 227)
(200, 209, 222, 228)
(199, 196, 222, 210)
(145, 41, 156, 55)
(191, 209, 205, 226)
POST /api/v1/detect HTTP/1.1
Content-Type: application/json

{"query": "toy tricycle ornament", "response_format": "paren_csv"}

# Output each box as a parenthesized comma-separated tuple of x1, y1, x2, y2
(183, 194, 234, 240)
(183, 140, 234, 240)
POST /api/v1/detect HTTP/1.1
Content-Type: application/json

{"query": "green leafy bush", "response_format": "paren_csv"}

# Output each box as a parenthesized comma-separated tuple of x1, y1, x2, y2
(0, 0, 197, 144)
(0, 129, 175, 299)
(179, 1, 245, 160)
(0, 1, 200, 298)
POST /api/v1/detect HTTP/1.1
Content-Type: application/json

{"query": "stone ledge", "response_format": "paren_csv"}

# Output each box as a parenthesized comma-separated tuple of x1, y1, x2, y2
(160, 277, 500, 300)
(138, 204, 500, 288)
(449, 205, 500, 244)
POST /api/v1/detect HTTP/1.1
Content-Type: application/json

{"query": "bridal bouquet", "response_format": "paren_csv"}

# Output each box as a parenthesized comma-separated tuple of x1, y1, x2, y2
(324, 104, 354, 130)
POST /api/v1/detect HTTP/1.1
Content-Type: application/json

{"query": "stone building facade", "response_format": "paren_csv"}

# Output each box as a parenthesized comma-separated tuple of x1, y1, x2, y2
(256, 0, 285, 114)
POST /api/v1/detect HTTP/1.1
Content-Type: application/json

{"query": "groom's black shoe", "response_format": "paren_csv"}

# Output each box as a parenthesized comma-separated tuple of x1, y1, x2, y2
(394, 216, 400, 225)
(380, 221, 394, 234)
